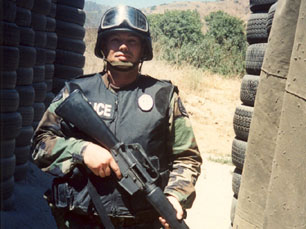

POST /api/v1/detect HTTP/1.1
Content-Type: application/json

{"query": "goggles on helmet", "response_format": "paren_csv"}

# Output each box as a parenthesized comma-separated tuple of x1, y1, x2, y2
(101, 5, 149, 33)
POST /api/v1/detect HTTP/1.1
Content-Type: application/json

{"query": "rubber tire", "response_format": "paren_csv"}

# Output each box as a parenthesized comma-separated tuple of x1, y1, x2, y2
(46, 16, 56, 32)
(31, 12, 47, 31)
(56, 0, 85, 9)
(240, 74, 259, 106)
(56, 19, 85, 40)
(15, 7, 31, 27)
(55, 49, 85, 68)
(267, 2, 277, 35)
(34, 31, 47, 48)
(56, 37, 86, 54)
(46, 32, 57, 50)
(45, 49, 56, 64)
(2, 0, 16, 23)
(15, 125, 34, 147)
(250, 0, 278, 13)
(0, 112, 22, 140)
(56, 4, 86, 26)
(232, 167, 242, 196)
(17, 106, 34, 126)
(33, 65, 45, 83)
(54, 64, 83, 79)
(31, 0, 51, 15)
(233, 104, 254, 141)
(0, 155, 16, 181)
(48, 2, 57, 18)
(33, 82, 47, 102)
(0, 139, 15, 158)
(245, 43, 267, 75)
(0, 89, 19, 113)
(18, 45, 36, 68)
(19, 26, 35, 46)
(231, 138, 247, 170)
(35, 48, 46, 65)
(16, 0, 35, 10)
(0, 46, 19, 71)
(0, 21, 20, 46)
(45, 79, 53, 92)
(33, 102, 45, 121)
(0, 71, 17, 89)
(246, 13, 269, 44)
(16, 85, 35, 106)
(16, 67, 34, 86)
(14, 145, 31, 165)
(45, 64, 54, 79)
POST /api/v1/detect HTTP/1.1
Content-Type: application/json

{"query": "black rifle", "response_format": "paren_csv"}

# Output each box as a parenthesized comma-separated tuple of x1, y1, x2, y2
(55, 89, 189, 229)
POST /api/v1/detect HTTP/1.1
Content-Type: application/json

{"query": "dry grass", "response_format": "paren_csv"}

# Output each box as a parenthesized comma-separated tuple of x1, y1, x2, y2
(84, 29, 242, 158)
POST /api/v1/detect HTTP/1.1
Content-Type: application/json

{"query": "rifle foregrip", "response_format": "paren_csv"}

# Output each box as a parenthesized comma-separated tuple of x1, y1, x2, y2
(146, 187, 189, 229)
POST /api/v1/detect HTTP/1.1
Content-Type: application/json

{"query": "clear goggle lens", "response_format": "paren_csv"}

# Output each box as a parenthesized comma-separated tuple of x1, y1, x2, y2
(101, 6, 148, 33)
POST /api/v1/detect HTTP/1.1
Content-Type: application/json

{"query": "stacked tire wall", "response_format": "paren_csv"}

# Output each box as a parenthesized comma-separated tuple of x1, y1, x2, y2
(53, 0, 86, 94)
(1, 0, 21, 211)
(44, 0, 57, 108)
(31, 0, 51, 130)
(0, 0, 85, 211)
(229, 0, 278, 227)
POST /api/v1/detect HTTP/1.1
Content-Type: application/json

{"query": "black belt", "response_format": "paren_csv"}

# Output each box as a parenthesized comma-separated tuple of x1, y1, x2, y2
(68, 210, 159, 228)
(109, 210, 159, 227)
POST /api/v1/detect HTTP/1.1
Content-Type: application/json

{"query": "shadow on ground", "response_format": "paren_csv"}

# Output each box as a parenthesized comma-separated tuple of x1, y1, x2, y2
(1, 162, 57, 229)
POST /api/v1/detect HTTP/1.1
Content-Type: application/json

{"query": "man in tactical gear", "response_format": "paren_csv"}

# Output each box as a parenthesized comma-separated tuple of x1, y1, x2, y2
(32, 5, 202, 229)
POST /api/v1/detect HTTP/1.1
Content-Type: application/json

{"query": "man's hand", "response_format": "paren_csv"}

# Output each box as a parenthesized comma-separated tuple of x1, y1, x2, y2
(159, 195, 184, 229)
(82, 142, 122, 179)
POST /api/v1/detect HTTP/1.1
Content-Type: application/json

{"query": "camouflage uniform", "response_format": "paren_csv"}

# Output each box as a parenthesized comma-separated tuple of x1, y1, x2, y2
(32, 73, 202, 228)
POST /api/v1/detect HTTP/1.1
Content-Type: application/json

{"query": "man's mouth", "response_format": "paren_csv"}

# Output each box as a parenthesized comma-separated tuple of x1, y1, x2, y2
(116, 52, 131, 58)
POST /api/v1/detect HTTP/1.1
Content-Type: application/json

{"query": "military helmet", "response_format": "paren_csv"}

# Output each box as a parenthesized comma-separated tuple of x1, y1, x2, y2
(94, 5, 153, 61)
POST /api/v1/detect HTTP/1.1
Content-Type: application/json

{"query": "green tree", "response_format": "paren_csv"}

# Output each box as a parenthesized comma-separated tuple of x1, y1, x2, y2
(148, 10, 247, 76)
(204, 11, 246, 51)
(148, 10, 204, 48)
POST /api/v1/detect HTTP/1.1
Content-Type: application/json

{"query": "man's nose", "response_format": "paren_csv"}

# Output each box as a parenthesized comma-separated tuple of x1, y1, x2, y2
(119, 42, 128, 51)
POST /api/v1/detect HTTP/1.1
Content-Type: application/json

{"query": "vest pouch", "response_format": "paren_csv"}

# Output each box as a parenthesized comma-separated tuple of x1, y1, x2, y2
(52, 181, 70, 209)
(52, 166, 92, 214)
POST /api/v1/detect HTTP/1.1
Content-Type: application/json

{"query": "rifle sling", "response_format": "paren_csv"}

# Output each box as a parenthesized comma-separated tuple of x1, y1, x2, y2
(87, 178, 115, 229)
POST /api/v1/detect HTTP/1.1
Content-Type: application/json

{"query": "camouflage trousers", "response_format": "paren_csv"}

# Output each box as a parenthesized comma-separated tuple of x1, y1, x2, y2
(50, 204, 163, 229)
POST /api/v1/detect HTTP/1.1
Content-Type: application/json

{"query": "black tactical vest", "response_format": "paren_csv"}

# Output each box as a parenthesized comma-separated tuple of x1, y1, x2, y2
(53, 73, 177, 217)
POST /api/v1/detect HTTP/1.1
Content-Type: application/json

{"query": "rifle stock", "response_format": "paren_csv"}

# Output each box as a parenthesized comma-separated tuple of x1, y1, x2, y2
(55, 89, 189, 229)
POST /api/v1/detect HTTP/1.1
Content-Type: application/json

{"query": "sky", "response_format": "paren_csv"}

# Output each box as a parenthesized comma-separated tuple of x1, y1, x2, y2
(93, 0, 217, 9)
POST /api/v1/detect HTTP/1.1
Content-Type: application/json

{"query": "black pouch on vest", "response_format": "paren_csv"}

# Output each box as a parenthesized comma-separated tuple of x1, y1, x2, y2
(52, 166, 91, 214)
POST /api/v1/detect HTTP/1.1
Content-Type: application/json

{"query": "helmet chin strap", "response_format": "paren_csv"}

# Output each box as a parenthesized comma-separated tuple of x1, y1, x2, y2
(104, 59, 141, 72)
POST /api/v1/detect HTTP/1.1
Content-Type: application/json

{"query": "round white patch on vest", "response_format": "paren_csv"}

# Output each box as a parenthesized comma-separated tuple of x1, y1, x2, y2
(138, 94, 154, 111)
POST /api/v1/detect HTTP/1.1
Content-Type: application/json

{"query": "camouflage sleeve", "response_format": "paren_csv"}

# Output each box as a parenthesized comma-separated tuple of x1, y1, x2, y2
(32, 87, 88, 177)
(163, 91, 202, 209)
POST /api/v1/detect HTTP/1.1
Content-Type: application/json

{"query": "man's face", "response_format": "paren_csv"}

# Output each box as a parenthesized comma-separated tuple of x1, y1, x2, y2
(104, 32, 143, 64)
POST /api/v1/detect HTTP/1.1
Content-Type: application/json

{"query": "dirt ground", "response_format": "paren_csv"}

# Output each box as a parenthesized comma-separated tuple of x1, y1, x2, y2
(1, 159, 235, 229)
(1, 60, 241, 228)
(186, 160, 235, 228)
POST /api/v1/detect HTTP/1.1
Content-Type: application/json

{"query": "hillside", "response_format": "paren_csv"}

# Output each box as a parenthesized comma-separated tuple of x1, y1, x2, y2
(84, 1, 109, 28)
(143, 0, 250, 22)
(84, 0, 250, 28)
